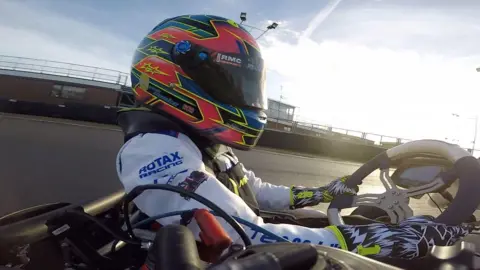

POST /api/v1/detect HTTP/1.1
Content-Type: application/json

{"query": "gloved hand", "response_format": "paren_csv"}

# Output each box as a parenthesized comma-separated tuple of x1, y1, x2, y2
(290, 175, 358, 209)
(327, 215, 472, 259)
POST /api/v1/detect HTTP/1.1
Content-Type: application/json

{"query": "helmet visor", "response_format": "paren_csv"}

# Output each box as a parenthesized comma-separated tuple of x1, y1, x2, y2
(175, 44, 268, 110)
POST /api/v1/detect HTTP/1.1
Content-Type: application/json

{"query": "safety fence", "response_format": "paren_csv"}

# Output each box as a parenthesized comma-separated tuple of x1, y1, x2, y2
(267, 118, 480, 156)
(0, 55, 129, 86)
(266, 118, 412, 148)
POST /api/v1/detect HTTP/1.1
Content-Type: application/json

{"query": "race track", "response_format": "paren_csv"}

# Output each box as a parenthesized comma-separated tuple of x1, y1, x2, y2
(0, 114, 436, 217)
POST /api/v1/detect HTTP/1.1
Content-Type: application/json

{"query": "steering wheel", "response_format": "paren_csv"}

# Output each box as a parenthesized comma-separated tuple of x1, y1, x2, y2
(328, 139, 480, 225)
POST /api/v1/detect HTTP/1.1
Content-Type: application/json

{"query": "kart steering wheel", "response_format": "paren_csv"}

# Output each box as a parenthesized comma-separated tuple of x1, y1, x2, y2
(328, 139, 480, 225)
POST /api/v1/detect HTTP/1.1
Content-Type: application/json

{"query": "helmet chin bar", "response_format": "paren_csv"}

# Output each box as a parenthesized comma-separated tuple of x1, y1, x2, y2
(328, 140, 479, 226)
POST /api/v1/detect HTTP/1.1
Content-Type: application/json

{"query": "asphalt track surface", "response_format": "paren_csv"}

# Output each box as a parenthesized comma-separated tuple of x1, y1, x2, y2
(0, 114, 439, 217)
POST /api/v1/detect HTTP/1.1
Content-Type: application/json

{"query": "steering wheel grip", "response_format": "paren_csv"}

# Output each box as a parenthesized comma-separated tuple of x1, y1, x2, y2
(328, 140, 480, 225)
(437, 155, 480, 224)
(328, 152, 389, 224)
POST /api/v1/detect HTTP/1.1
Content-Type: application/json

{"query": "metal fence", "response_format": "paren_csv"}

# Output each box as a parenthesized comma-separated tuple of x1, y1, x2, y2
(267, 117, 480, 157)
(0, 55, 129, 86)
(267, 118, 411, 146)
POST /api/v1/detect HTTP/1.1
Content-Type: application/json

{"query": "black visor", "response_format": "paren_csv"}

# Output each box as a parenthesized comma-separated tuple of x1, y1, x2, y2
(173, 41, 267, 110)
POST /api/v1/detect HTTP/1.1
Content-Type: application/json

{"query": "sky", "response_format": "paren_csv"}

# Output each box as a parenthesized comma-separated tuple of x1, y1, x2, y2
(1, 0, 480, 148)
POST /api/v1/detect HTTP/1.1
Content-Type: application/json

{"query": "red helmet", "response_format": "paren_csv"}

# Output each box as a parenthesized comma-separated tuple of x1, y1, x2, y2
(130, 15, 268, 150)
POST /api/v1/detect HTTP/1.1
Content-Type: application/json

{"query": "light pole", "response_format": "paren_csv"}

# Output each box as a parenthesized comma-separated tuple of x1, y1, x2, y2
(237, 13, 279, 40)
(473, 115, 478, 151)
(256, 22, 278, 40)
(240, 12, 247, 24)
(277, 86, 284, 120)
(451, 113, 478, 152)
(279, 85, 285, 102)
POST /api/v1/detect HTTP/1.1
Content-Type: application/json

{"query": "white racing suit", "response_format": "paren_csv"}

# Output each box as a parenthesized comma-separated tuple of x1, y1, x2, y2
(117, 131, 471, 259)
(116, 132, 341, 247)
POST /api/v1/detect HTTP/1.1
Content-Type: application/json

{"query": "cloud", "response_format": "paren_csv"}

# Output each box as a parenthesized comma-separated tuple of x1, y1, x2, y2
(301, 0, 343, 39)
(0, 0, 135, 72)
(259, 3, 480, 142)
(311, 3, 480, 57)
(265, 39, 478, 131)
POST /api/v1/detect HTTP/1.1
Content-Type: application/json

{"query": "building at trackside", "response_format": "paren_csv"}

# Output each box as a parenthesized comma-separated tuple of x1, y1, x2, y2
(0, 55, 131, 108)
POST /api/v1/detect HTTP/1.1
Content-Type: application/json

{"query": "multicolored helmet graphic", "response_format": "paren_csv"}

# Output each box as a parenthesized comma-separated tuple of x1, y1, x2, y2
(130, 15, 268, 150)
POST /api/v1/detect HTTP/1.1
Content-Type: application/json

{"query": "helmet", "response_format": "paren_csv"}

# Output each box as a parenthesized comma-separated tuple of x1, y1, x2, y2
(130, 15, 268, 150)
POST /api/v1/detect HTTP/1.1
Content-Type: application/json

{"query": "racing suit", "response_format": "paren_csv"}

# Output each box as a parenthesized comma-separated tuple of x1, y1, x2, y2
(117, 132, 342, 247)
(116, 111, 471, 259)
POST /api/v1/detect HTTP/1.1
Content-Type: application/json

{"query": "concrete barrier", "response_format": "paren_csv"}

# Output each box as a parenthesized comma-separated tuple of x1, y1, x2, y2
(0, 99, 387, 162)
(0, 98, 117, 124)
(259, 130, 386, 162)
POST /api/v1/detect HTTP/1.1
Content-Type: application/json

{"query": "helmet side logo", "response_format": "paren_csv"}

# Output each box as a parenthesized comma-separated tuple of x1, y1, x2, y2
(213, 52, 242, 67)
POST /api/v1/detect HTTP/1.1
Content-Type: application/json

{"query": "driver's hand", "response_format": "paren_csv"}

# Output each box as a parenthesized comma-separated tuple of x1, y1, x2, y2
(290, 175, 358, 209)
(327, 215, 472, 259)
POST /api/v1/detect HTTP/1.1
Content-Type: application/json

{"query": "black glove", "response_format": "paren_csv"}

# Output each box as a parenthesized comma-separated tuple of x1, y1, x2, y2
(327, 215, 472, 259)
(290, 175, 358, 209)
